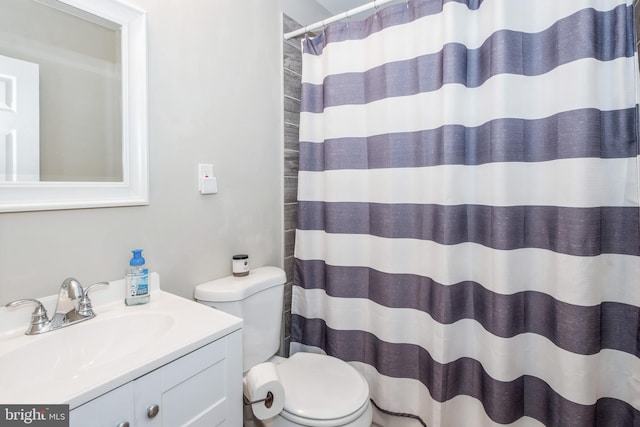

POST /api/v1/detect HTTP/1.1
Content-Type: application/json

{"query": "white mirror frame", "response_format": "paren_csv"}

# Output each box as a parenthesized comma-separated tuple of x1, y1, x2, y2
(0, 0, 148, 213)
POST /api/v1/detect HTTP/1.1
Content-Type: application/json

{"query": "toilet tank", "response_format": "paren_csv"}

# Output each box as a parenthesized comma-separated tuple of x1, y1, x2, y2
(194, 266, 286, 373)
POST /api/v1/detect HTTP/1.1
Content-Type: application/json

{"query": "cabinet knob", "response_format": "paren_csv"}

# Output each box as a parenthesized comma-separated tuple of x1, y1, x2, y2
(115, 423, 130, 427)
(147, 404, 160, 419)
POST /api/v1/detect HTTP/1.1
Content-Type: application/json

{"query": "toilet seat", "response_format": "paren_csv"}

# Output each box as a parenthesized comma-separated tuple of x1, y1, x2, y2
(279, 402, 370, 427)
(275, 352, 370, 427)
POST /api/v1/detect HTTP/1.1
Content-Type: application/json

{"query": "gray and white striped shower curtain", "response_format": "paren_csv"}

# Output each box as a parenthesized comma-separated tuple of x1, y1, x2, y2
(291, 0, 640, 426)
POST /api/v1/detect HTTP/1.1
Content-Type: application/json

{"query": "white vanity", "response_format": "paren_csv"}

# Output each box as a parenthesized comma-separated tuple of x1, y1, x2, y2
(0, 274, 243, 426)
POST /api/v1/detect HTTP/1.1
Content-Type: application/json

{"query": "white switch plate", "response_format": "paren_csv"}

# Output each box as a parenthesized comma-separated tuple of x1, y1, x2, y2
(198, 163, 217, 194)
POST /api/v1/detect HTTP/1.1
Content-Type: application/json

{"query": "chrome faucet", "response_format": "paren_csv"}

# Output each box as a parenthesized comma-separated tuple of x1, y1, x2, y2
(49, 277, 85, 328)
(5, 278, 109, 335)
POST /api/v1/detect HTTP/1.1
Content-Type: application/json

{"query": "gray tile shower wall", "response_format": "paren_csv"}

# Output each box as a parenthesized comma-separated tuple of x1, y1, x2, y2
(281, 14, 302, 357)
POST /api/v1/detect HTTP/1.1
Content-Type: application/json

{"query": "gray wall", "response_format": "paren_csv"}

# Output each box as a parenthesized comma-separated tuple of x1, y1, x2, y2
(281, 14, 303, 356)
(0, 0, 286, 303)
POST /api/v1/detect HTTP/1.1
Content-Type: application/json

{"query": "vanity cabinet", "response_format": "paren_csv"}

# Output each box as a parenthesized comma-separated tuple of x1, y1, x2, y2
(70, 330, 242, 427)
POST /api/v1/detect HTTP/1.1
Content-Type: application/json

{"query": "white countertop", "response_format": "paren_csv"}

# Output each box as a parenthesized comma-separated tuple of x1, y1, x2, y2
(0, 273, 242, 409)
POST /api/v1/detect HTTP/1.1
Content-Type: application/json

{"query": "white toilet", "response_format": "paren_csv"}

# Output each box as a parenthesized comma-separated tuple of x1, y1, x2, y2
(195, 266, 373, 427)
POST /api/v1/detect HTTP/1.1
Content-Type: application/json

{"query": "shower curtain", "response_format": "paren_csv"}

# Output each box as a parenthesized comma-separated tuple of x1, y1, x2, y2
(291, 1, 640, 426)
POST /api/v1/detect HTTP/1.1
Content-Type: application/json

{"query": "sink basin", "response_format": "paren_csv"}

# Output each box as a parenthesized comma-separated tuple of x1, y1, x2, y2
(0, 274, 242, 408)
(0, 312, 174, 389)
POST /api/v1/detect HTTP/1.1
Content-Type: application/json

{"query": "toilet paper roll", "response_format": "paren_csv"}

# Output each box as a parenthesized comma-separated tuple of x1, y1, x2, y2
(243, 362, 285, 420)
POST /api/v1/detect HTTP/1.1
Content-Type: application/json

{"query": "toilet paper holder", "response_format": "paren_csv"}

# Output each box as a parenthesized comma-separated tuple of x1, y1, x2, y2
(243, 391, 274, 409)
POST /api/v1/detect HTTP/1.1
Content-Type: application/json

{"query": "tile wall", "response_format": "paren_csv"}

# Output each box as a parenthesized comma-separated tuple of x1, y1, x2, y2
(281, 14, 303, 356)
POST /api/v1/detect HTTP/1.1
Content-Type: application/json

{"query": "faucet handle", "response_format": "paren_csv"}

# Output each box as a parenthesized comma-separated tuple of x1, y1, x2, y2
(84, 281, 109, 297)
(77, 281, 109, 317)
(5, 299, 50, 335)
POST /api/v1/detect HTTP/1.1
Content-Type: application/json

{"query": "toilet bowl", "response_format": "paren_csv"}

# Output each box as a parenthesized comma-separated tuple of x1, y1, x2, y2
(263, 352, 372, 427)
(194, 266, 372, 427)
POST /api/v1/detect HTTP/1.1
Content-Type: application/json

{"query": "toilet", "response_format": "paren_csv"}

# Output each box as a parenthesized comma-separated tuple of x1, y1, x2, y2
(195, 266, 373, 427)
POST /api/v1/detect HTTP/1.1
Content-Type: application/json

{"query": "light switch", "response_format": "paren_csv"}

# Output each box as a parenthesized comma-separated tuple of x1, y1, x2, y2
(198, 163, 217, 194)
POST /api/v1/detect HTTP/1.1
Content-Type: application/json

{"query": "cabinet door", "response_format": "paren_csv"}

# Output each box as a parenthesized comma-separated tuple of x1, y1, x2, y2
(70, 382, 134, 427)
(69, 397, 100, 427)
(161, 339, 228, 426)
(134, 367, 162, 427)
(101, 382, 135, 427)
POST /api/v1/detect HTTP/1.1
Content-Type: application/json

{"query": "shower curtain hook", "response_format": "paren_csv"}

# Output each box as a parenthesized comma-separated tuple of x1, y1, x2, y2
(320, 18, 328, 33)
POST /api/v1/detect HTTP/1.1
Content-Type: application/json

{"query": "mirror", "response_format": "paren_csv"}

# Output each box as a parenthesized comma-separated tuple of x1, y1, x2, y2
(0, 0, 148, 212)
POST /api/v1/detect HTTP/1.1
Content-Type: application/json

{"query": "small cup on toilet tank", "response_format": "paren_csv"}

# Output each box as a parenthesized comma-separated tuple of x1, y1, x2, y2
(232, 254, 250, 277)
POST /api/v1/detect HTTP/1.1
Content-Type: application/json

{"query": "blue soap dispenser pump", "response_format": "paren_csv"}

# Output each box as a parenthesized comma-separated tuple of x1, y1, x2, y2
(125, 249, 150, 305)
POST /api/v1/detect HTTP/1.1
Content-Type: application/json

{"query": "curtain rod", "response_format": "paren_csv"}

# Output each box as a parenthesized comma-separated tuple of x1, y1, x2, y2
(284, 0, 398, 40)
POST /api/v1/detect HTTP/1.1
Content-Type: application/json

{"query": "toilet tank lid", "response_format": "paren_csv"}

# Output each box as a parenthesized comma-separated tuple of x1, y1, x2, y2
(194, 266, 286, 302)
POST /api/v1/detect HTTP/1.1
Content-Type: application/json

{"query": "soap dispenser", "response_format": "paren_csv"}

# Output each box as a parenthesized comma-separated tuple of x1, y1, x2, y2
(125, 249, 149, 305)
